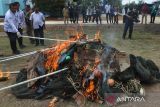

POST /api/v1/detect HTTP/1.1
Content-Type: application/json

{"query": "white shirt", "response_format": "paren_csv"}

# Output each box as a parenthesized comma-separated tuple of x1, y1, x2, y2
(16, 10, 25, 28)
(4, 10, 18, 33)
(30, 12, 45, 29)
(105, 4, 111, 13)
(122, 8, 126, 15)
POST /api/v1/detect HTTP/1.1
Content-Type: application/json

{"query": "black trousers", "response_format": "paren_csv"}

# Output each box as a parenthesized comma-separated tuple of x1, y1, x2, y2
(86, 15, 91, 22)
(6, 32, 18, 53)
(123, 16, 126, 23)
(96, 14, 102, 24)
(114, 15, 118, 24)
(106, 13, 111, 23)
(18, 28, 23, 46)
(150, 14, 156, 23)
(123, 23, 133, 39)
(92, 14, 97, 22)
(34, 26, 44, 45)
(83, 14, 86, 23)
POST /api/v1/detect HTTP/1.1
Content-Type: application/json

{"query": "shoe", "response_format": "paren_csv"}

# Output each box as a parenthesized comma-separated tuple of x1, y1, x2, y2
(13, 50, 20, 55)
(20, 45, 26, 49)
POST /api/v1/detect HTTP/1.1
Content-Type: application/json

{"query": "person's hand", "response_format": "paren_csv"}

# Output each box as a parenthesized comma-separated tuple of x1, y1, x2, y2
(17, 32, 22, 38)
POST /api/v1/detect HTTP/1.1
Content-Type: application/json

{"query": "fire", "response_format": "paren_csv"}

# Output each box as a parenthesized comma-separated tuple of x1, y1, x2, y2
(44, 33, 82, 72)
(0, 70, 10, 80)
(94, 31, 101, 41)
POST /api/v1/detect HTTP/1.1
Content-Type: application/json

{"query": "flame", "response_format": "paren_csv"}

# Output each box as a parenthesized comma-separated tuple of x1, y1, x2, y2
(44, 33, 82, 72)
(0, 70, 10, 79)
(94, 31, 101, 41)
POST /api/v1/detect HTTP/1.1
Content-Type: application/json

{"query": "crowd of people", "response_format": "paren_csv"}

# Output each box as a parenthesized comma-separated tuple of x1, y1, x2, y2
(62, 2, 160, 25)
(62, 3, 119, 24)
(4, 2, 45, 55)
(3, 2, 160, 55)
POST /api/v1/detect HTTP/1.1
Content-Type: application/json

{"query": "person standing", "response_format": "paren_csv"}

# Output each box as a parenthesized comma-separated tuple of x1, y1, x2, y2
(110, 5, 115, 24)
(24, 5, 34, 44)
(114, 7, 119, 24)
(74, 5, 80, 24)
(105, 3, 111, 24)
(141, 3, 149, 24)
(30, 7, 45, 46)
(96, 5, 102, 24)
(62, 6, 69, 24)
(122, 8, 137, 40)
(86, 6, 92, 23)
(150, 3, 158, 23)
(92, 6, 97, 23)
(4, 3, 21, 54)
(15, 2, 26, 49)
(69, 5, 74, 23)
(82, 6, 87, 23)
(122, 7, 126, 23)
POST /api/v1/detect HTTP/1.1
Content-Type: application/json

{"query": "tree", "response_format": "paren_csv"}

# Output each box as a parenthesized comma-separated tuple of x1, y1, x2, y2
(33, 0, 65, 17)
(107, 0, 122, 7)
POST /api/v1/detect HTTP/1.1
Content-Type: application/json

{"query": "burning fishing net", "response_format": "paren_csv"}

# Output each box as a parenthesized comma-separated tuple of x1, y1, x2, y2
(12, 32, 160, 106)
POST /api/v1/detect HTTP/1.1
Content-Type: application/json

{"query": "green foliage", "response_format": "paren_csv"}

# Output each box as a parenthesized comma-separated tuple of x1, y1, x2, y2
(108, 0, 122, 7)
(33, 0, 65, 17)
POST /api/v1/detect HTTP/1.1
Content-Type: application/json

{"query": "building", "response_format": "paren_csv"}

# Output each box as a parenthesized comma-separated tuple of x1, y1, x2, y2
(0, 0, 25, 17)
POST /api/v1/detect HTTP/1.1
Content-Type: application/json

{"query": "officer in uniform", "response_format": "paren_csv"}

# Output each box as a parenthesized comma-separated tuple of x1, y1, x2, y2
(122, 8, 139, 40)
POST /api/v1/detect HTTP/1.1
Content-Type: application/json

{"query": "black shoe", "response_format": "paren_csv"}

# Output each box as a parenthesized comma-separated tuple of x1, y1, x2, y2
(13, 50, 20, 55)
(20, 45, 26, 49)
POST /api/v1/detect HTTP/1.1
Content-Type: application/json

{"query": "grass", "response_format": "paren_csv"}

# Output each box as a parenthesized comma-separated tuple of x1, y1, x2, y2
(0, 26, 160, 107)
(0, 28, 160, 70)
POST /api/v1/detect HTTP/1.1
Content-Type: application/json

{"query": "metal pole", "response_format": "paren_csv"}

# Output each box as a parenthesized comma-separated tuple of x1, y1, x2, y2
(0, 68, 68, 91)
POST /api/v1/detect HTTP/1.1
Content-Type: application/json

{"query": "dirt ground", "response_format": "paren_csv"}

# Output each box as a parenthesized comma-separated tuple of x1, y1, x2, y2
(0, 25, 160, 107)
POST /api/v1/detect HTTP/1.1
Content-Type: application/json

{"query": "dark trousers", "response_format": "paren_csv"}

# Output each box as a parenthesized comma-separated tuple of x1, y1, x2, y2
(34, 26, 44, 45)
(114, 15, 118, 24)
(92, 14, 97, 22)
(96, 14, 102, 24)
(26, 23, 34, 44)
(18, 28, 23, 46)
(123, 16, 126, 23)
(150, 14, 156, 23)
(106, 13, 111, 23)
(123, 23, 133, 39)
(74, 14, 79, 23)
(6, 32, 18, 53)
(86, 15, 91, 22)
(83, 14, 86, 23)
(110, 15, 114, 23)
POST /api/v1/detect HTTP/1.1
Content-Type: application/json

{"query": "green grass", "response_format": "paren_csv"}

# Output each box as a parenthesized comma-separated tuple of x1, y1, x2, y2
(0, 27, 160, 107)
(0, 28, 160, 71)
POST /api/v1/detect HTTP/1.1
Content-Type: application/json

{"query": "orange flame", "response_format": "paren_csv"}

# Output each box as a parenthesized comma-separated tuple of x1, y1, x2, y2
(44, 33, 82, 72)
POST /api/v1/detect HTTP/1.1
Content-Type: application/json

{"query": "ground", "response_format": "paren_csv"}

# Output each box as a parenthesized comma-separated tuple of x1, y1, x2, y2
(0, 24, 160, 107)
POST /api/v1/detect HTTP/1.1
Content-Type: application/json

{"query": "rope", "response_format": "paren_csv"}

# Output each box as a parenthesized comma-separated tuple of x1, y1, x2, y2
(0, 68, 68, 92)
(0, 47, 55, 63)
